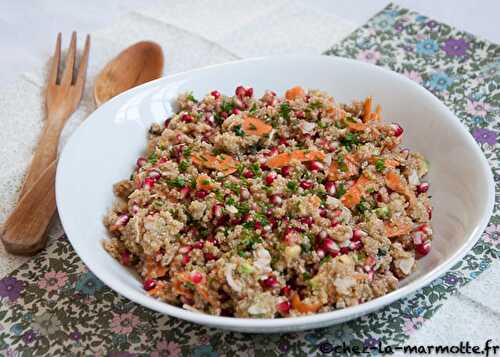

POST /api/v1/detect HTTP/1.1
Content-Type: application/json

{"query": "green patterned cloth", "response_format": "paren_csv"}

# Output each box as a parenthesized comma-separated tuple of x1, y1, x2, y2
(0, 4, 498, 356)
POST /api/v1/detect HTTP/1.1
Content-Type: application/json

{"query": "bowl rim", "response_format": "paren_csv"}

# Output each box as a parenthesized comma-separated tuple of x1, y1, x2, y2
(56, 54, 495, 332)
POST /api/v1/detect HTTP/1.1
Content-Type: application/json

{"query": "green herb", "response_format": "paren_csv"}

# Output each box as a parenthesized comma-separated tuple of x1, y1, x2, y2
(182, 147, 192, 156)
(355, 201, 368, 214)
(374, 206, 390, 219)
(287, 180, 298, 192)
(184, 282, 196, 290)
(148, 152, 158, 164)
(214, 190, 224, 202)
(224, 182, 240, 193)
(377, 248, 387, 257)
(239, 231, 262, 251)
(190, 178, 197, 189)
(248, 123, 257, 131)
(302, 272, 312, 280)
(236, 164, 245, 176)
(340, 132, 360, 151)
(186, 92, 197, 103)
(317, 121, 327, 129)
(233, 124, 245, 137)
(308, 101, 323, 110)
(279, 103, 291, 120)
(375, 159, 385, 172)
(152, 200, 163, 208)
(179, 160, 189, 173)
(220, 100, 235, 113)
(249, 103, 258, 115)
(167, 177, 186, 188)
(214, 113, 223, 124)
(249, 162, 261, 176)
(236, 202, 250, 216)
(226, 197, 236, 206)
(320, 255, 332, 265)
(301, 242, 311, 253)
(242, 221, 255, 229)
(337, 155, 348, 172)
(336, 183, 346, 198)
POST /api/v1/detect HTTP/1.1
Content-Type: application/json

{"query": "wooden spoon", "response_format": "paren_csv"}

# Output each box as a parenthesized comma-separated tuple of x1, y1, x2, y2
(94, 41, 164, 106)
(2, 41, 164, 255)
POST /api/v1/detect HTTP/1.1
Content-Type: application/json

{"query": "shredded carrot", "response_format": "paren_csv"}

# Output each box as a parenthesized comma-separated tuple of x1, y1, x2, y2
(291, 294, 322, 313)
(242, 116, 272, 136)
(285, 86, 306, 100)
(347, 122, 367, 131)
(191, 152, 238, 175)
(145, 257, 167, 279)
(362, 96, 372, 123)
(385, 222, 412, 237)
(368, 157, 400, 169)
(375, 104, 382, 120)
(340, 175, 371, 208)
(384, 171, 416, 204)
(266, 150, 325, 168)
(328, 154, 359, 181)
(196, 174, 214, 191)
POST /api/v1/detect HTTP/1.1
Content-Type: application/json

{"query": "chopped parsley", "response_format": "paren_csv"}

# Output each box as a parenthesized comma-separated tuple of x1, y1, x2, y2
(249, 162, 261, 176)
(220, 100, 235, 114)
(249, 103, 258, 115)
(167, 177, 186, 188)
(337, 155, 348, 172)
(340, 132, 360, 151)
(375, 159, 385, 172)
(186, 92, 197, 103)
(182, 146, 192, 156)
(279, 103, 291, 120)
(308, 101, 323, 110)
(287, 180, 298, 192)
(233, 124, 245, 137)
(179, 160, 189, 173)
(355, 201, 368, 214)
(302, 272, 312, 280)
(336, 182, 347, 198)
(224, 182, 240, 193)
(226, 196, 236, 206)
(148, 152, 158, 164)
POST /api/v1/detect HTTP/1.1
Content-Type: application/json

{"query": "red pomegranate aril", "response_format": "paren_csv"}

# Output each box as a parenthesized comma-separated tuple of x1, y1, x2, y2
(205, 116, 215, 126)
(391, 123, 404, 137)
(295, 111, 305, 119)
(331, 219, 339, 228)
(277, 300, 291, 315)
(181, 114, 194, 123)
(143, 278, 156, 291)
(375, 192, 384, 203)
(281, 165, 291, 177)
(265, 172, 277, 185)
(245, 87, 254, 97)
(254, 221, 263, 230)
(281, 286, 291, 296)
(340, 246, 351, 255)
(235, 86, 246, 97)
(300, 180, 314, 189)
(182, 255, 191, 265)
(243, 170, 255, 178)
(329, 250, 340, 258)
(212, 204, 224, 218)
(204, 252, 216, 261)
(210, 90, 221, 99)
(416, 182, 429, 194)
(179, 245, 192, 254)
(136, 157, 147, 168)
(352, 229, 365, 242)
(325, 181, 336, 195)
(190, 271, 203, 284)
(418, 224, 433, 236)
(270, 194, 283, 206)
(180, 187, 191, 199)
(260, 163, 270, 171)
(316, 248, 325, 259)
(195, 190, 208, 199)
(164, 118, 171, 128)
(232, 108, 241, 115)
(115, 214, 130, 227)
(351, 240, 363, 250)
(278, 137, 289, 146)
(427, 206, 433, 220)
(221, 111, 228, 119)
(193, 241, 204, 249)
(121, 250, 131, 266)
(148, 170, 161, 181)
(319, 208, 327, 217)
(144, 177, 156, 189)
(308, 161, 323, 171)
(300, 216, 314, 226)
(322, 238, 336, 252)
(415, 241, 431, 257)
(262, 276, 278, 288)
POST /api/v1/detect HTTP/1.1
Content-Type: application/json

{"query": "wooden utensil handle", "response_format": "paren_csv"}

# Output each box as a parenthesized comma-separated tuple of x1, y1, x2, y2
(1, 160, 57, 255)
(19, 112, 66, 197)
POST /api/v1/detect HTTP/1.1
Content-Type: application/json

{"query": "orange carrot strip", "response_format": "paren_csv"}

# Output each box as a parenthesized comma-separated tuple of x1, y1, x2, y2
(145, 257, 167, 279)
(385, 222, 412, 238)
(285, 86, 306, 100)
(375, 104, 382, 120)
(328, 154, 359, 181)
(266, 150, 325, 168)
(384, 171, 416, 204)
(191, 152, 238, 175)
(291, 293, 322, 313)
(368, 157, 400, 169)
(347, 122, 367, 131)
(362, 96, 372, 123)
(340, 175, 371, 208)
(242, 116, 272, 136)
(196, 174, 214, 191)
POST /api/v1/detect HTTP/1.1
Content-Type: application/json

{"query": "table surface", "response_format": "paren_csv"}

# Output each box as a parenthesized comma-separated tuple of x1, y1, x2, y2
(1, 0, 499, 351)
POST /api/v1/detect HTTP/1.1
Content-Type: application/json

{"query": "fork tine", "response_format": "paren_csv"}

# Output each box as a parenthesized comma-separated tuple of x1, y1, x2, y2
(75, 35, 91, 88)
(48, 33, 62, 85)
(61, 31, 77, 86)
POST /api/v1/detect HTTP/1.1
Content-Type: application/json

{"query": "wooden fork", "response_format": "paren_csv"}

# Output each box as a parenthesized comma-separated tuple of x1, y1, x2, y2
(1, 32, 90, 255)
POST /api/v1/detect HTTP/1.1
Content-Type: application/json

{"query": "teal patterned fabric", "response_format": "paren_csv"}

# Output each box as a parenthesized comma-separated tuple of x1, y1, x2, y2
(0, 4, 498, 356)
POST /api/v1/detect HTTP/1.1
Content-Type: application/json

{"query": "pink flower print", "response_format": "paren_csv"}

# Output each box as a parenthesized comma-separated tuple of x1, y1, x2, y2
(37, 271, 68, 292)
(356, 49, 381, 64)
(403, 70, 423, 84)
(110, 313, 140, 335)
(151, 340, 181, 357)
(483, 224, 499, 244)
(403, 316, 424, 334)
(466, 99, 491, 117)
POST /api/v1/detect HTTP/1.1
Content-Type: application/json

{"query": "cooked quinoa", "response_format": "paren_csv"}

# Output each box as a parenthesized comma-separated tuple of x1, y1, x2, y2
(103, 86, 433, 318)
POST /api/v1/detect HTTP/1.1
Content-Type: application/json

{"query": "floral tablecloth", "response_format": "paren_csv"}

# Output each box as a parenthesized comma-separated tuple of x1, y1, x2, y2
(0, 4, 498, 356)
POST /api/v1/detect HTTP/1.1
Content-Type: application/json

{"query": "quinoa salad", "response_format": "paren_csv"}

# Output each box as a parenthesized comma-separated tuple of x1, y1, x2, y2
(103, 86, 433, 318)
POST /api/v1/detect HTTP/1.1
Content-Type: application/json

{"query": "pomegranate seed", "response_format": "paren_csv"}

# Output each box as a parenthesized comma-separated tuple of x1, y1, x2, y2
(190, 271, 203, 284)
(322, 238, 337, 252)
(179, 245, 192, 254)
(316, 249, 325, 259)
(260, 163, 270, 171)
(325, 181, 336, 195)
(180, 187, 191, 199)
(143, 278, 156, 291)
(278, 137, 289, 146)
(235, 86, 246, 97)
(331, 219, 339, 228)
(295, 111, 305, 119)
(205, 116, 215, 126)
(115, 214, 130, 227)
(418, 224, 433, 236)
(243, 170, 254, 178)
(221, 112, 228, 119)
(352, 229, 366, 242)
(375, 192, 385, 203)
(277, 301, 291, 315)
(300, 180, 314, 189)
(195, 190, 208, 199)
(254, 221, 263, 230)
(281, 286, 291, 295)
(181, 114, 194, 123)
(415, 241, 431, 257)
(413, 231, 425, 245)
(270, 194, 283, 206)
(265, 172, 277, 185)
(416, 182, 429, 194)
(193, 241, 204, 249)
(245, 87, 254, 97)
(329, 250, 340, 258)
(308, 161, 323, 171)
(319, 208, 327, 217)
(211, 90, 221, 99)
(281, 166, 292, 177)
(262, 276, 278, 288)
(121, 250, 131, 266)
(300, 217, 314, 226)
(212, 204, 224, 217)
(136, 157, 147, 168)
(351, 240, 363, 250)
(232, 108, 241, 115)
(182, 255, 191, 265)
(340, 246, 350, 255)
(159, 157, 168, 164)
(148, 170, 161, 181)
(427, 206, 433, 220)
(144, 177, 156, 189)
(204, 252, 216, 261)
(391, 123, 404, 137)
(240, 188, 250, 200)
(164, 118, 171, 128)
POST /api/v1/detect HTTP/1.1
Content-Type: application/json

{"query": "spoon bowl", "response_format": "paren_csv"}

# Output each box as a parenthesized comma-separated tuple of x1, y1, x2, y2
(94, 41, 164, 106)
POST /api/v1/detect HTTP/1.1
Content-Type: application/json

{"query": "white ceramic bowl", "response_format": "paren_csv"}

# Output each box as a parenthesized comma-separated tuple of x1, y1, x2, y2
(56, 55, 495, 333)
